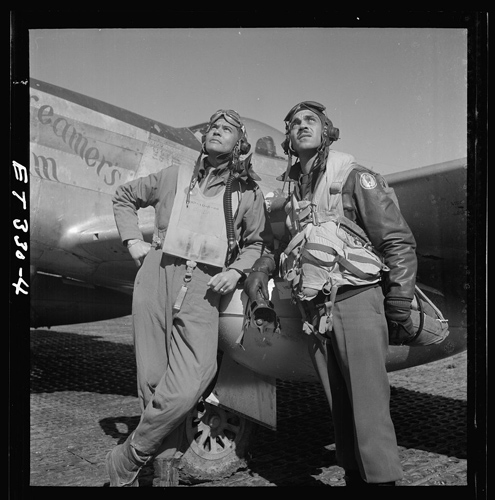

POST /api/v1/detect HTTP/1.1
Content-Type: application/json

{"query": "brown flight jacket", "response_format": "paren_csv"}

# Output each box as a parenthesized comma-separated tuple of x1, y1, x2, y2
(279, 155, 418, 303)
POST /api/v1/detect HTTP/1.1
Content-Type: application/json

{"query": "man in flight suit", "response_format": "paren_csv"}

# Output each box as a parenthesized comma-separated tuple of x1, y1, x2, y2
(245, 101, 417, 486)
(107, 109, 273, 486)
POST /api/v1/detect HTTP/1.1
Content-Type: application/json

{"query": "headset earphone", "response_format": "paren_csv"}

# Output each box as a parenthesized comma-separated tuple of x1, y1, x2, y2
(322, 120, 340, 143)
(236, 133, 252, 155)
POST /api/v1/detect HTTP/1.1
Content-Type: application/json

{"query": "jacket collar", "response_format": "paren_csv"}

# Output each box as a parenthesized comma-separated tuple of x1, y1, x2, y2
(200, 154, 260, 185)
(276, 161, 301, 183)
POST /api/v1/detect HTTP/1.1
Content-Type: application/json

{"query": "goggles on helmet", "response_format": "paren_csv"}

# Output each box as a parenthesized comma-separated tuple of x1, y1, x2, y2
(283, 101, 327, 124)
(208, 109, 244, 130)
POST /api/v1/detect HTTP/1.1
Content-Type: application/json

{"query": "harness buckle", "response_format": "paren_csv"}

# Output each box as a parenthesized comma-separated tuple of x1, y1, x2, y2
(152, 235, 163, 249)
(312, 209, 320, 226)
(184, 260, 197, 282)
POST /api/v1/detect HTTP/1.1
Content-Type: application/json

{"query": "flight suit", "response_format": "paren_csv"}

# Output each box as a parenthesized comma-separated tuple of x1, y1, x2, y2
(112, 160, 272, 457)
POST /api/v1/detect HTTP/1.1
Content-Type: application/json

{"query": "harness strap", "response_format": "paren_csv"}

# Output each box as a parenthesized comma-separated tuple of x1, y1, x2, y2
(284, 228, 307, 255)
(304, 242, 339, 256)
(312, 211, 334, 224)
(297, 204, 313, 221)
(172, 260, 197, 313)
(295, 297, 332, 344)
(294, 300, 315, 335)
(414, 289, 425, 339)
(414, 285, 448, 322)
(345, 251, 383, 265)
(318, 285, 339, 334)
(302, 243, 382, 277)
(328, 162, 357, 211)
(334, 254, 379, 280)
(301, 247, 338, 266)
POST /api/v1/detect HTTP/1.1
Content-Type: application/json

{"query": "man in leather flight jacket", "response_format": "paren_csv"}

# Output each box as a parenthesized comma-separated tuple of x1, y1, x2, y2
(245, 101, 417, 486)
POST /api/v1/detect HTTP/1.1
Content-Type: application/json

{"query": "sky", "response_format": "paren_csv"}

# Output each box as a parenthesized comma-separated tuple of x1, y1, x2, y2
(26, 26, 468, 175)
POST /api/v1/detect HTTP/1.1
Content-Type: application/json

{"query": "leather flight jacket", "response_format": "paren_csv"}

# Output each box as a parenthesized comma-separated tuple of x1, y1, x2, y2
(282, 155, 417, 304)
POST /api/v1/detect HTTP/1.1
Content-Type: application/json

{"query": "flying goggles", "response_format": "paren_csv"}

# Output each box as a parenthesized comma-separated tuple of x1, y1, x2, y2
(208, 109, 244, 130)
(283, 101, 327, 125)
(206, 109, 251, 156)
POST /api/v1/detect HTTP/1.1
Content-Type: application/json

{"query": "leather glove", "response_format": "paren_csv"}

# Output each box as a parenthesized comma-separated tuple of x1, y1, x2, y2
(244, 255, 280, 333)
(243, 255, 276, 302)
(385, 297, 416, 345)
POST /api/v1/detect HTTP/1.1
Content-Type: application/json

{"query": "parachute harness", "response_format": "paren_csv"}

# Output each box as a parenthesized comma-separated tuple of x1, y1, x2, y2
(285, 202, 342, 343)
(281, 162, 389, 343)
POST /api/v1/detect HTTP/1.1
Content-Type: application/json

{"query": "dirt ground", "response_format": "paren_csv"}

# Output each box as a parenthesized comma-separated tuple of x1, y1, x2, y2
(23, 315, 478, 492)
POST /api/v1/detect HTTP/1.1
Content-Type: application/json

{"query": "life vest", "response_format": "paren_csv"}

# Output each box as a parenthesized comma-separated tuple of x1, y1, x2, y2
(280, 150, 389, 303)
(162, 161, 239, 269)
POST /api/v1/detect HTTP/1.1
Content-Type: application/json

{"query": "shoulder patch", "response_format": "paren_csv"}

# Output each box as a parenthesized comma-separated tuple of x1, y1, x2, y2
(359, 172, 377, 190)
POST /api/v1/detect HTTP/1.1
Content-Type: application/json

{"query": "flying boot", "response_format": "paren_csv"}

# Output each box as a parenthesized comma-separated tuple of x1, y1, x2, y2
(106, 434, 151, 487)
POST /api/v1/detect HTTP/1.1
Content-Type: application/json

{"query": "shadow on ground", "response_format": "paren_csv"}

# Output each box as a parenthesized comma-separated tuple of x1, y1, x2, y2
(30, 329, 137, 396)
(30, 328, 466, 487)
